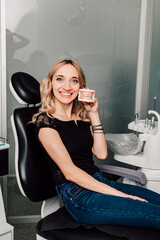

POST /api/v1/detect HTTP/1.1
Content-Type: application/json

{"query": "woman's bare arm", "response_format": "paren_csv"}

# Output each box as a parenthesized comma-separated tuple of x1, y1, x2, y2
(84, 98, 107, 159)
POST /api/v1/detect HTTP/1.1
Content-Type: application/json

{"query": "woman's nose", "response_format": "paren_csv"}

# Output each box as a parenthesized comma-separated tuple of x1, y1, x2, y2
(63, 80, 71, 90)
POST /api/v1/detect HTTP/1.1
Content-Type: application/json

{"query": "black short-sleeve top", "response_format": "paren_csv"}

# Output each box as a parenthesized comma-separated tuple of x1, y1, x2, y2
(35, 112, 99, 185)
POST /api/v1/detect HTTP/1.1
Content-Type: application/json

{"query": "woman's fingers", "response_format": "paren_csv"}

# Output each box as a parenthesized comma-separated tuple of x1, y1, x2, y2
(128, 195, 148, 202)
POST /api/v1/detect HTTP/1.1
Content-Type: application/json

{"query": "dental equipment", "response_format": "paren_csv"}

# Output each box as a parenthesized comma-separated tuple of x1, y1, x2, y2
(144, 118, 149, 128)
(154, 96, 156, 111)
(114, 110, 160, 193)
(134, 113, 139, 124)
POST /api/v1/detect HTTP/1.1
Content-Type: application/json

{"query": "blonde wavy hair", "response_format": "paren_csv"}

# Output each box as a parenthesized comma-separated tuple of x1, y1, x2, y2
(32, 59, 87, 123)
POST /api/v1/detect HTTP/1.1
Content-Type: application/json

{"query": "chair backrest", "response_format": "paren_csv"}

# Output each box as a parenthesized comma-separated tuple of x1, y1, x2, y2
(10, 72, 57, 202)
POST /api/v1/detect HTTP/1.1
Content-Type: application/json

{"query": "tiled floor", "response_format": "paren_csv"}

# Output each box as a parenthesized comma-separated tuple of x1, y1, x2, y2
(11, 223, 37, 240)
(7, 176, 42, 216)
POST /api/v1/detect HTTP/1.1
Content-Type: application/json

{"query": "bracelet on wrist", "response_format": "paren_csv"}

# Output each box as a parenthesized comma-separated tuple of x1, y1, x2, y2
(92, 124, 102, 129)
(92, 131, 104, 134)
(92, 124, 104, 133)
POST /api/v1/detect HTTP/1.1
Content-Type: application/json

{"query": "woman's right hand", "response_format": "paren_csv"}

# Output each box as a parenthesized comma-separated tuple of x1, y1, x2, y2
(128, 194, 148, 202)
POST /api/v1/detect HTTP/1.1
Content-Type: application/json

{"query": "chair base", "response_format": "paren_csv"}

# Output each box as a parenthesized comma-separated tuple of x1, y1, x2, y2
(36, 234, 47, 240)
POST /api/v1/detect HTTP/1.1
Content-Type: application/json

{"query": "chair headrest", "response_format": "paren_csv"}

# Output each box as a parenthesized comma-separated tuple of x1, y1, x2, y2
(10, 72, 41, 105)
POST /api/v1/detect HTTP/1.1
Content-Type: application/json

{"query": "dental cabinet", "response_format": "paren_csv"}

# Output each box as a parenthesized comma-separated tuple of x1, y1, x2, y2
(0, 144, 14, 240)
(114, 110, 160, 194)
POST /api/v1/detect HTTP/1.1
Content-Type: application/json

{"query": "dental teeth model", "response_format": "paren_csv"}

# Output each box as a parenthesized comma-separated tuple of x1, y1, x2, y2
(78, 89, 95, 102)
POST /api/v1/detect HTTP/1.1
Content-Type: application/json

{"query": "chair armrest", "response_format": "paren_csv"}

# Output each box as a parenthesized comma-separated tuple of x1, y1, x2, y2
(96, 164, 147, 186)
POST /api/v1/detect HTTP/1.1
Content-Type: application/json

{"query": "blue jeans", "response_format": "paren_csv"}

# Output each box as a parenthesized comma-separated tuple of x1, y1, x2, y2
(56, 171, 160, 229)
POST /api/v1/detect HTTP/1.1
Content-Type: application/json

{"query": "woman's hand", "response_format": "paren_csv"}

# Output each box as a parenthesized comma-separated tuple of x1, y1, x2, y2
(83, 98, 98, 113)
(128, 194, 148, 202)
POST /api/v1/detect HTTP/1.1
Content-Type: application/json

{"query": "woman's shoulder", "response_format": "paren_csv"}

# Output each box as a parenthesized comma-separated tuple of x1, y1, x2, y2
(35, 111, 49, 122)
(35, 111, 57, 129)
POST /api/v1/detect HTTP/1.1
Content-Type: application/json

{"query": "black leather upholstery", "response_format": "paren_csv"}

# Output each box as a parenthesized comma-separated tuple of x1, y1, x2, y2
(11, 72, 40, 104)
(37, 217, 160, 240)
(36, 223, 127, 240)
(13, 106, 57, 202)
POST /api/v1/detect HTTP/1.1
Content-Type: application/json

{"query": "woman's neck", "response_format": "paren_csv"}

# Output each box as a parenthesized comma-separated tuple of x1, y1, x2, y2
(53, 100, 74, 120)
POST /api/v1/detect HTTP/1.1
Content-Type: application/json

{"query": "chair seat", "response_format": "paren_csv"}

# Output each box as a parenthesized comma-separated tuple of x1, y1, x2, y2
(36, 223, 124, 240)
(36, 207, 160, 240)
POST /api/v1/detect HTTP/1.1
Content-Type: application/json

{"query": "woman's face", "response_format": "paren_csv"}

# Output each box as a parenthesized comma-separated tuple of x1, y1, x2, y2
(52, 64, 80, 105)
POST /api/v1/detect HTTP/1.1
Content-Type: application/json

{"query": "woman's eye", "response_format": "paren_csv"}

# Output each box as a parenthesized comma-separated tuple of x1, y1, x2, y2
(56, 78, 63, 82)
(72, 79, 79, 84)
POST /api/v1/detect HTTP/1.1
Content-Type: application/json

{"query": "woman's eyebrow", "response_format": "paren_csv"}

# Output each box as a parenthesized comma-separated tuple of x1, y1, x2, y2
(55, 75, 79, 79)
(55, 75, 64, 77)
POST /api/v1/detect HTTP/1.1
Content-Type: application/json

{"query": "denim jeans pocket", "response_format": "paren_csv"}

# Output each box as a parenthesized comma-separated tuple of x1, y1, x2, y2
(56, 182, 72, 196)
(67, 184, 83, 200)
(56, 182, 83, 201)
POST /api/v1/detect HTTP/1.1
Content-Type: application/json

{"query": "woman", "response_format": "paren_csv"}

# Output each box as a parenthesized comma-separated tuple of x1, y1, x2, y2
(34, 59, 160, 229)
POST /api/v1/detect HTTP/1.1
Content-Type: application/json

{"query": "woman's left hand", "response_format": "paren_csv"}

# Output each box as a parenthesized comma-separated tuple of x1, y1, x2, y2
(83, 98, 98, 113)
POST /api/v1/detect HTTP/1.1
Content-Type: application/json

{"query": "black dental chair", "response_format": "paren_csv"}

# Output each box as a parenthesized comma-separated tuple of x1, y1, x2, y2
(10, 72, 160, 240)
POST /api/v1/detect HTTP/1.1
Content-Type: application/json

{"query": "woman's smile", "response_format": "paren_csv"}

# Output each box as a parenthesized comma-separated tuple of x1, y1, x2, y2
(59, 91, 73, 97)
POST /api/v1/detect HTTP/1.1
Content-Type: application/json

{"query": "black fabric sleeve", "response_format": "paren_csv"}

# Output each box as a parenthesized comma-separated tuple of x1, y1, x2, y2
(35, 112, 58, 137)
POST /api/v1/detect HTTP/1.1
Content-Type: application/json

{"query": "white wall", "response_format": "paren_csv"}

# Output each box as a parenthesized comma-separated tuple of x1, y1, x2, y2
(0, 0, 7, 138)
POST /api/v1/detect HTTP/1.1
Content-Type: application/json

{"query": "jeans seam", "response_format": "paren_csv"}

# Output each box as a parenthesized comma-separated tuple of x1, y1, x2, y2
(73, 205, 160, 219)
(65, 204, 78, 222)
